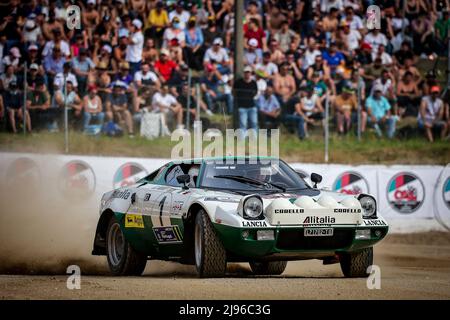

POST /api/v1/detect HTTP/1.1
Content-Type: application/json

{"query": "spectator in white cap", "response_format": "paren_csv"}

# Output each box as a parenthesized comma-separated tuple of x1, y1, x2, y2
(26, 63, 43, 89)
(126, 18, 144, 77)
(244, 38, 262, 68)
(114, 28, 129, 62)
(203, 37, 231, 74)
(365, 84, 397, 138)
(26, 44, 41, 70)
(93, 44, 116, 77)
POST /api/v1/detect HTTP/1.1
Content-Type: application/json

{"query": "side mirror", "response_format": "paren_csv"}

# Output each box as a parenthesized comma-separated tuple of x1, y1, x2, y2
(177, 174, 191, 189)
(311, 173, 322, 188)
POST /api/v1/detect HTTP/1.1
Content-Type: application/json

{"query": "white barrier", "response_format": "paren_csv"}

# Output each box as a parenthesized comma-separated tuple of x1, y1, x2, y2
(0, 152, 449, 233)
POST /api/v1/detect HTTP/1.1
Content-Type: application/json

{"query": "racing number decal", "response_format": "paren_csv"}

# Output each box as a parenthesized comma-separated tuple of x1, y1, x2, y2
(159, 195, 167, 226)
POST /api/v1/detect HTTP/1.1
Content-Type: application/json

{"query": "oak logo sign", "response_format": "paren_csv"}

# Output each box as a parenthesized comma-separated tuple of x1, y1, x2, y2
(387, 172, 425, 214)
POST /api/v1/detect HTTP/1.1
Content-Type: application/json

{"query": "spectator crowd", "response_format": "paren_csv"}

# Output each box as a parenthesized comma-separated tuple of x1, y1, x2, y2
(0, 0, 449, 142)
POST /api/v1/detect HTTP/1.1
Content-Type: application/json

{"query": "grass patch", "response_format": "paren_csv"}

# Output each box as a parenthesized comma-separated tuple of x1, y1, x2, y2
(0, 129, 448, 165)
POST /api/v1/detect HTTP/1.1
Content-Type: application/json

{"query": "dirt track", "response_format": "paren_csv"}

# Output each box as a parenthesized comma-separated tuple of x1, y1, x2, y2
(1, 233, 450, 300)
(0, 182, 449, 299)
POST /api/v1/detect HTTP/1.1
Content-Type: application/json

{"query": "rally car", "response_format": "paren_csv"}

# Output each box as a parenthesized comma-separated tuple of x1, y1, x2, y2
(92, 157, 388, 278)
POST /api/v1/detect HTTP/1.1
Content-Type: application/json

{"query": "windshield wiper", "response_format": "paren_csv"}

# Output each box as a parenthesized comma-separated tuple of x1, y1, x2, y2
(285, 187, 310, 191)
(213, 175, 286, 192)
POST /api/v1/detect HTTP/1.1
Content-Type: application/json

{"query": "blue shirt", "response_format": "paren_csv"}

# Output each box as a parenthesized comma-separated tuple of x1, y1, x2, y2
(322, 50, 345, 68)
(71, 57, 95, 74)
(257, 94, 280, 113)
(366, 95, 391, 120)
(201, 74, 220, 93)
(43, 55, 66, 74)
(185, 27, 204, 47)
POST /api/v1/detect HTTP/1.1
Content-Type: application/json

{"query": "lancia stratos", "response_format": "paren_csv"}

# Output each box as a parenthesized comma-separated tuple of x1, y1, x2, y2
(92, 157, 388, 277)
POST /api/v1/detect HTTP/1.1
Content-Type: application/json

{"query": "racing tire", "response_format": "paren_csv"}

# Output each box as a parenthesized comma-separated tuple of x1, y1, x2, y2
(106, 216, 147, 276)
(339, 247, 373, 278)
(249, 261, 288, 275)
(194, 210, 227, 278)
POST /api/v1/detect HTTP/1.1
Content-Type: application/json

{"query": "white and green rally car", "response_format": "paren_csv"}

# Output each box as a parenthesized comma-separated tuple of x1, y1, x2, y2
(92, 157, 388, 278)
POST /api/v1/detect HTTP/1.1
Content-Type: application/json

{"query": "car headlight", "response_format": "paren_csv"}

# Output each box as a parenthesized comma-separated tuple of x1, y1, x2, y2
(358, 195, 377, 219)
(243, 196, 264, 220)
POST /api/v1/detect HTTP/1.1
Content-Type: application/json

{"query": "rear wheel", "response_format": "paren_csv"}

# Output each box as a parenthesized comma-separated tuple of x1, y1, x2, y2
(194, 210, 227, 277)
(339, 247, 373, 278)
(106, 216, 147, 276)
(249, 261, 287, 275)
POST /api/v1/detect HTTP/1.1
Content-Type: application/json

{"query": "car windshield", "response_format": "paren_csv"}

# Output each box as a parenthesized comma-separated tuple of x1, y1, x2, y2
(200, 159, 310, 192)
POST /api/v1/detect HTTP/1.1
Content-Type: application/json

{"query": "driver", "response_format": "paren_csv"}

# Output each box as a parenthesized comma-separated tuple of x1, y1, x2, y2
(187, 165, 200, 187)
(246, 167, 271, 183)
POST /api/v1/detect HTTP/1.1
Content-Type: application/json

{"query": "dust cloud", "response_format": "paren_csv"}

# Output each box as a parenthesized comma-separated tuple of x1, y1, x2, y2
(0, 152, 111, 275)
(0, 177, 108, 275)
(0, 155, 194, 276)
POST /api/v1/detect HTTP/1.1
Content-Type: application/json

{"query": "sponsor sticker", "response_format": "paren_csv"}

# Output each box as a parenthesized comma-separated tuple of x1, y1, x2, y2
(111, 189, 131, 200)
(153, 225, 183, 243)
(303, 216, 336, 225)
(333, 171, 369, 195)
(274, 208, 304, 213)
(125, 214, 144, 228)
(334, 208, 361, 213)
(113, 162, 148, 189)
(363, 219, 387, 226)
(172, 201, 184, 211)
(386, 172, 425, 214)
(242, 220, 268, 227)
(59, 160, 96, 198)
(443, 177, 450, 209)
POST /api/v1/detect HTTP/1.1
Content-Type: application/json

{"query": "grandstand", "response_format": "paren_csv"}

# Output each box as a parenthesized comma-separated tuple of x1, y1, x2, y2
(0, 0, 449, 159)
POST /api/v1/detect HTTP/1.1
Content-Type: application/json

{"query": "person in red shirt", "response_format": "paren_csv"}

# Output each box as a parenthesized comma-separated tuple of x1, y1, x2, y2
(244, 18, 267, 51)
(154, 49, 178, 83)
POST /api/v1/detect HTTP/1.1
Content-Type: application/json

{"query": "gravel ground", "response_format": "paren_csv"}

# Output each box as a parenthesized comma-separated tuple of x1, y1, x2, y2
(1, 233, 450, 300)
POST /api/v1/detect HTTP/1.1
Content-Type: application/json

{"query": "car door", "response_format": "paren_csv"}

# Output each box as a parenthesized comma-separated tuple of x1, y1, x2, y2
(143, 164, 188, 257)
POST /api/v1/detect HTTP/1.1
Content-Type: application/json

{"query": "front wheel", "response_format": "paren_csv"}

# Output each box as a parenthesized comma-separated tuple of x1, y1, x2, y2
(249, 261, 288, 275)
(194, 210, 227, 277)
(106, 216, 147, 276)
(339, 247, 373, 278)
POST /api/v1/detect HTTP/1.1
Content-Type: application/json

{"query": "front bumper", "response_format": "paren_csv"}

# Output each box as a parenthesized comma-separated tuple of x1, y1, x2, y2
(213, 223, 388, 261)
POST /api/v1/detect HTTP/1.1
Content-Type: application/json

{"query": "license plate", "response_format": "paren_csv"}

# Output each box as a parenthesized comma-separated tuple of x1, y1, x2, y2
(304, 228, 334, 237)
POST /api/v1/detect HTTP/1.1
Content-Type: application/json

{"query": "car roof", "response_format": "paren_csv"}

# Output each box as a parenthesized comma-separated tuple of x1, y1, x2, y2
(167, 156, 279, 165)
